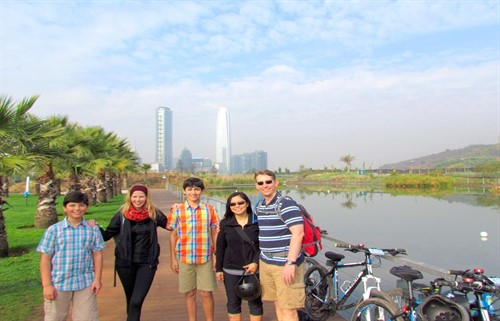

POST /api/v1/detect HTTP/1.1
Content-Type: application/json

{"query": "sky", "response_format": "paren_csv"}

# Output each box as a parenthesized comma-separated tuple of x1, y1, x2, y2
(1, 1, 498, 171)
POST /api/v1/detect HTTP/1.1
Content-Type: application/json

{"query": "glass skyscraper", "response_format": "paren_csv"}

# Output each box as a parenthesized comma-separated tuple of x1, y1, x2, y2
(215, 107, 231, 174)
(155, 107, 173, 170)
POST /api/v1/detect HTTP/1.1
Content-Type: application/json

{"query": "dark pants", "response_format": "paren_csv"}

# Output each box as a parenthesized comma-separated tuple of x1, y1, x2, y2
(116, 263, 157, 321)
(223, 272, 263, 316)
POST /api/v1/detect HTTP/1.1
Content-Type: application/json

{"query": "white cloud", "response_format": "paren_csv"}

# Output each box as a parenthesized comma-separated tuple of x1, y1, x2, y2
(1, 0, 498, 170)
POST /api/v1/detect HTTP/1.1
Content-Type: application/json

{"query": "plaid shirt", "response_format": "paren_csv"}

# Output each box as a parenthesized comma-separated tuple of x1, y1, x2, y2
(37, 218, 105, 291)
(168, 201, 219, 264)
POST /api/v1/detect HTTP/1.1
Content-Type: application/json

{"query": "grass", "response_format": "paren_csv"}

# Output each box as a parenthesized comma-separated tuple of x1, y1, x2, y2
(0, 193, 124, 321)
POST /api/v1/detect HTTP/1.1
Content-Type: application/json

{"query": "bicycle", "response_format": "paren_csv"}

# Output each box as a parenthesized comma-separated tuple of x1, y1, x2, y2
(304, 242, 407, 321)
(352, 265, 500, 321)
(446, 268, 500, 321)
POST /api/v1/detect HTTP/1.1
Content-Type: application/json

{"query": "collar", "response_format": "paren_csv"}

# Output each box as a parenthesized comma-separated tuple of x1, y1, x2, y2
(185, 200, 200, 210)
(62, 217, 88, 228)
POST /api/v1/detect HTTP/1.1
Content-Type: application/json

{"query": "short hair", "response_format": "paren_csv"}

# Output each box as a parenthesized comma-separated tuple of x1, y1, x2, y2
(183, 177, 205, 190)
(254, 169, 276, 181)
(63, 191, 89, 206)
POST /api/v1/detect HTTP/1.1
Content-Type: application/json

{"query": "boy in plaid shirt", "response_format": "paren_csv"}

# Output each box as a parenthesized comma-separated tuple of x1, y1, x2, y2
(168, 177, 219, 321)
(37, 191, 104, 321)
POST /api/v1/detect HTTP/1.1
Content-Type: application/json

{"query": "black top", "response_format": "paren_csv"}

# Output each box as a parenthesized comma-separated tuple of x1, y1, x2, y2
(100, 209, 168, 268)
(216, 214, 260, 272)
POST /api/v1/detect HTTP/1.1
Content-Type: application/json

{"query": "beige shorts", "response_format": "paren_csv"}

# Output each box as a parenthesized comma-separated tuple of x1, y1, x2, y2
(44, 286, 98, 321)
(178, 260, 216, 293)
(259, 260, 305, 309)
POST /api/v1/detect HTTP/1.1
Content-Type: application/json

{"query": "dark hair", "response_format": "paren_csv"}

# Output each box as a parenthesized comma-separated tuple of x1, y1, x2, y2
(224, 192, 252, 219)
(254, 169, 276, 181)
(63, 191, 89, 206)
(183, 177, 205, 190)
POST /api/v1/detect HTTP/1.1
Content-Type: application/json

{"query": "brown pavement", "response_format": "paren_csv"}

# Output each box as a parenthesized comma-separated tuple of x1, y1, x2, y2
(95, 189, 344, 321)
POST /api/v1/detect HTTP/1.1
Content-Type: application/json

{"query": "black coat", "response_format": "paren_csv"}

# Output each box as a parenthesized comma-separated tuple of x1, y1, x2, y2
(216, 214, 260, 272)
(101, 209, 168, 268)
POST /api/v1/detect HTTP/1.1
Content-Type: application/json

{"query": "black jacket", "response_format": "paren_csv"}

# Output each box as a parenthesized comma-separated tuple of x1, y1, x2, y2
(216, 214, 260, 272)
(101, 209, 168, 268)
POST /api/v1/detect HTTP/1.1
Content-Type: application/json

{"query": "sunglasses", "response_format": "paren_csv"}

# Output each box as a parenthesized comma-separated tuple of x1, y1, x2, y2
(229, 201, 246, 207)
(256, 180, 274, 186)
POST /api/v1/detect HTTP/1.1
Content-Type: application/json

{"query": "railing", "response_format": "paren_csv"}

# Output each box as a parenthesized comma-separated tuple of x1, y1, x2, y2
(169, 186, 450, 279)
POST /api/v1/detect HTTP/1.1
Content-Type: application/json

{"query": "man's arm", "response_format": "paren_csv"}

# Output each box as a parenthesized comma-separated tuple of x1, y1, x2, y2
(40, 253, 57, 300)
(169, 228, 179, 273)
(283, 224, 304, 285)
(91, 250, 103, 295)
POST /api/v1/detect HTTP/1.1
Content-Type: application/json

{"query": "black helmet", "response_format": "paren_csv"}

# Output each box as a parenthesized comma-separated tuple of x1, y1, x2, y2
(417, 294, 470, 321)
(234, 274, 261, 301)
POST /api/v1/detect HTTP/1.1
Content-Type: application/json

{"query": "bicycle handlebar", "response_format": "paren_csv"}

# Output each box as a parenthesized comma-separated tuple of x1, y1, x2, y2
(334, 243, 407, 256)
(433, 279, 499, 295)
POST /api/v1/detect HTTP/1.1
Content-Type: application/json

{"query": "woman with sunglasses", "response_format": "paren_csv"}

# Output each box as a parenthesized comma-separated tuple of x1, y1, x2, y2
(216, 192, 263, 321)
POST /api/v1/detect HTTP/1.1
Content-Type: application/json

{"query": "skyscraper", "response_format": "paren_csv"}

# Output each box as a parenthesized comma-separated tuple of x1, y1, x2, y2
(155, 107, 173, 171)
(215, 107, 231, 174)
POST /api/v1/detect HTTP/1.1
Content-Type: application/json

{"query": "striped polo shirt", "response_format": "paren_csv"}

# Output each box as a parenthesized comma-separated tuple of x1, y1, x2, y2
(256, 192, 304, 266)
(37, 218, 105, 291)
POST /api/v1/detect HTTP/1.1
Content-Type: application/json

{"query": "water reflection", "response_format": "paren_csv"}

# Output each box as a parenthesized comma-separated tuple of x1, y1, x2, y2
(204, 186, 500, 276)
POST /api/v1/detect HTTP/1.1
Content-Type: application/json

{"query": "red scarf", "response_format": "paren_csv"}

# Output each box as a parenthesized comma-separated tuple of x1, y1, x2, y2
(124, 206, 150, 222)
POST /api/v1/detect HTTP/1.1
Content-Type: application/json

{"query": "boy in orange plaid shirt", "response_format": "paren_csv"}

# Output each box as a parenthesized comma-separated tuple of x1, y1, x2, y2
(168, 177, 219, 321)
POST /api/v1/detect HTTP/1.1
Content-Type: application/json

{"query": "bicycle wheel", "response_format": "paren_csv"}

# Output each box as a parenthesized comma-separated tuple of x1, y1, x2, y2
(487, 294, 500, 321)
(369, 289, 406, 309)
(304, 265, 330, 321)
(351, 297, 402, 321)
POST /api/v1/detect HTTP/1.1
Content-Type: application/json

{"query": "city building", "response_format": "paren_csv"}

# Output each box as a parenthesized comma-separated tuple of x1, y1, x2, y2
(155, 107, 173, 171)
(231, 150, 268, 174)
(177, 147, 193, 172)
(215, 107, 231, 174)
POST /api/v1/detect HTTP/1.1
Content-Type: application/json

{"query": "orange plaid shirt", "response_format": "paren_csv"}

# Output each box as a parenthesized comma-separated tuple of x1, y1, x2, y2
(168, 201, 219, 264)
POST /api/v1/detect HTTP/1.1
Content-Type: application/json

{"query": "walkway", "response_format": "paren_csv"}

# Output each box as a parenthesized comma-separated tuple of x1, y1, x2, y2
(94, 189, 344, 321)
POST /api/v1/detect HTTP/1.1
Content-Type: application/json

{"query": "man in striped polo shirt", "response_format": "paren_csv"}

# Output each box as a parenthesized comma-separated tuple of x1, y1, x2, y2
(254, 169, 305, 321)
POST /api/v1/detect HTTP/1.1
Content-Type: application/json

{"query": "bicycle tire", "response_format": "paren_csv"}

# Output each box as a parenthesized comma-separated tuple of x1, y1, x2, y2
(304, 265, 331, 321)
(351, 297, 403, 321)
(369, 288, 406, 308)
(488, 294, 500, 321)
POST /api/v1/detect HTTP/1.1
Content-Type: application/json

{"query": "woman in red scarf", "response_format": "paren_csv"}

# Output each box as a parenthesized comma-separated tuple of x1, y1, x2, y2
(99, 184, 168, 321)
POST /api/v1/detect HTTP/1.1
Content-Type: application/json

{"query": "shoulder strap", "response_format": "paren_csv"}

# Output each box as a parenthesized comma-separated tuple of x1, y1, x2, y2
(235, 227, 257, 252)
(274, 194, 287, 223)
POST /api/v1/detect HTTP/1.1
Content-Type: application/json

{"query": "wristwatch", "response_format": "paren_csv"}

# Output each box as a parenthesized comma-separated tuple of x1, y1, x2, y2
(285, 259, 297, 265)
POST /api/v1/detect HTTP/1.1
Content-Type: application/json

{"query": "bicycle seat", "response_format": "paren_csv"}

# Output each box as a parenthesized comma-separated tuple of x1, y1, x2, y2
(390, 265, 423, 282)
(325, 251, 345, 262)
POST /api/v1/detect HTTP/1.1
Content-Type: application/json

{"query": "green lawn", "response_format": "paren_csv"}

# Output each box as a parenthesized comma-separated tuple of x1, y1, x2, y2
(0, 193, 123, 321)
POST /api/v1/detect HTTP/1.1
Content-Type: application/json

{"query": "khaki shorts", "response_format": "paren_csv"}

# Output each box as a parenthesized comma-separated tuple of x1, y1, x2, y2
(259, 260, 305, 309)
(178, 260, 216, 293)
(44, 286, 98, 321)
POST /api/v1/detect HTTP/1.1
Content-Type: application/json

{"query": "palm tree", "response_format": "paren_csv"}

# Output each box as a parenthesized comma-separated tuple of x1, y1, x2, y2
(32, 116, 69, 228)
(339, 154, 355, 172)
(0, 95, 40, 256)
(141, 163, 152, 182)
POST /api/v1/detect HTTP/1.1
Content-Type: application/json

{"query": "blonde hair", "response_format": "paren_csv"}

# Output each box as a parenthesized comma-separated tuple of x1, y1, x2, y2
(119, 185, 157, 220)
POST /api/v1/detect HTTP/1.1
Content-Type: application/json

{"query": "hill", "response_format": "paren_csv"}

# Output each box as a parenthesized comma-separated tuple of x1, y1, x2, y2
(379, 143, 499, 170)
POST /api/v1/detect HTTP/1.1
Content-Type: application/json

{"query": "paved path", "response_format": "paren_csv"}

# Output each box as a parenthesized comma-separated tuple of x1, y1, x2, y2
(94, 189, 344, 321)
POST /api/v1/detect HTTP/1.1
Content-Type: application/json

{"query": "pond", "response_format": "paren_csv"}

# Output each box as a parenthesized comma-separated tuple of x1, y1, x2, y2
(203, 186, 500, 277)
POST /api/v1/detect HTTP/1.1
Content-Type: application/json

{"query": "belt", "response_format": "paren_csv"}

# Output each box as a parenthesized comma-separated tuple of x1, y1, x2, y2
(263, 251, 288, 258)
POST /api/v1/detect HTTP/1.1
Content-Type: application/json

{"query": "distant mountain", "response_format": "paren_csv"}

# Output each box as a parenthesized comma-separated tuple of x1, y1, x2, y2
(379, 143, 499, 170)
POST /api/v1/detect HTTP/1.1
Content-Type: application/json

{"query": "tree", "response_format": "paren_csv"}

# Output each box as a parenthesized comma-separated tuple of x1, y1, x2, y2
(0, 95, 40, 256)
(140, 163, 152, 182)
(339, 154, 355, 172)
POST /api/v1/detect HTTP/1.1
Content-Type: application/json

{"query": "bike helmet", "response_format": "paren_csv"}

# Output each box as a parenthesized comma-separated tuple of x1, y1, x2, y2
(234, 274, 261, 301)
(417, 294, 470, 321)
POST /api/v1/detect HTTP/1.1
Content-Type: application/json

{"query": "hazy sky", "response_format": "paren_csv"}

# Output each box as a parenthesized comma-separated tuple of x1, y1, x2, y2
(1, 1, 498, 171)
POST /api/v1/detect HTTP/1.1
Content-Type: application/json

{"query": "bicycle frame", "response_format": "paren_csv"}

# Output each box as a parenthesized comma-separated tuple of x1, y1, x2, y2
(331, 254, 382, 310)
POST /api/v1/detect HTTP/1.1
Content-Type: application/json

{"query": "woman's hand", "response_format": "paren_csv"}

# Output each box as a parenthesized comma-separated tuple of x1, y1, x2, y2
(243, 262, 258, 274)
(216, 272, 224, 283)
